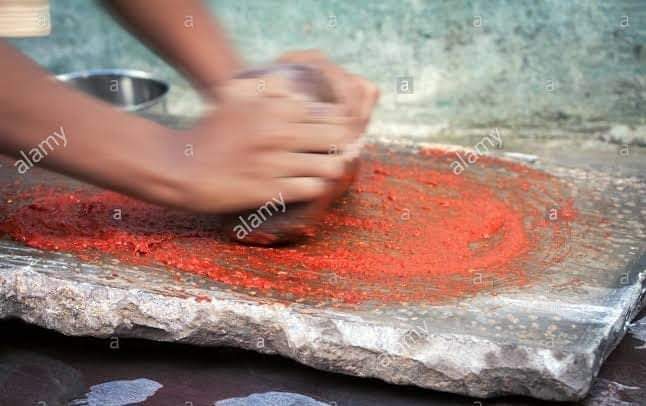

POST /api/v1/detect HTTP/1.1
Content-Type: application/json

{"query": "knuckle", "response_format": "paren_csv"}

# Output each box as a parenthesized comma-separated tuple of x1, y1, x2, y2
(272, 131, 297, 148)
(303, 177, 327, 196)
(354, 76, 379, 101)
(367, 83, 380, 100)
(268, 99, 298, 118)
(326, 157, 345, 178)
(304, 49, 327, 60)
(241, 98, 265, 114)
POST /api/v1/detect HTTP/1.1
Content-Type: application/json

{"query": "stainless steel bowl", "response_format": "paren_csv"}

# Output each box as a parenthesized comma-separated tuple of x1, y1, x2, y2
(56, 69, 169, 113)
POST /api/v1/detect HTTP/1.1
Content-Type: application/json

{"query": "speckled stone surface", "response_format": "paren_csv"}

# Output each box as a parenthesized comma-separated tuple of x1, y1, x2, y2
(0, 129, 644, 401)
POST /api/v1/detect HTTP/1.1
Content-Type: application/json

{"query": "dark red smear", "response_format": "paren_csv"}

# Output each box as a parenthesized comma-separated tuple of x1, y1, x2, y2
(0, 148, 577, 306)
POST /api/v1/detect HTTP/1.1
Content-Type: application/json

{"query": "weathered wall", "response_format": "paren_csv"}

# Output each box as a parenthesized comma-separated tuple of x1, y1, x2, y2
(8, 0, 645, 139)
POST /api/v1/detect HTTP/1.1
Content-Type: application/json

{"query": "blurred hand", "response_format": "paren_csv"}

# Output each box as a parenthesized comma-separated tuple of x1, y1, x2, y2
(278, 49, 380, 134)
(167, 90, 356, 213)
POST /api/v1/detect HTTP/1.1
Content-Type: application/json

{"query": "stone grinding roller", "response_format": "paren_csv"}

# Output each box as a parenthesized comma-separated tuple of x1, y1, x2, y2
(222, 64, 360, 246)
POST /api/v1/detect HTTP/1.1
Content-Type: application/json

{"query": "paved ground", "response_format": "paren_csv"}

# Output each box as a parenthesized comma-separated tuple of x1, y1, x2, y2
(0, 313, 644, 405)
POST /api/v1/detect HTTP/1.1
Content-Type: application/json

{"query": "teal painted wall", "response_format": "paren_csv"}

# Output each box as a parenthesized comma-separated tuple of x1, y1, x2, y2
(8, 0, 645, 137)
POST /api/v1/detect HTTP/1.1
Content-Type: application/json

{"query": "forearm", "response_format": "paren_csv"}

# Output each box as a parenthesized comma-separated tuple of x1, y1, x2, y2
(104, 0, 243, 95)
(0, 41, 181, 203)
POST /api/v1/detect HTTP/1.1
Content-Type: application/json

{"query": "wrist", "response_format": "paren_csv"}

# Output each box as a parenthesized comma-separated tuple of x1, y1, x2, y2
(196, 63, 246, 105)
(140, 125, 193, 209)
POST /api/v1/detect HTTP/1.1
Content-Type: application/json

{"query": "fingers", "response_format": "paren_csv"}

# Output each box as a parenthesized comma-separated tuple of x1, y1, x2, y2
(353, 74, 381, 132)
(219, 75, 294, 100)
(231, 177, 329, 210)
(338, 75, 379, 134)
(192, 176, 328, 213)
(341, 138, 365, 161)
(273, 177, 330, 203)
(259, 98, 355, 126)
(258, 152, 347, 178)
(255, 122, 356, 153)
(269, 51, 381, 134)
(323, 68, 379, 132)
(303, 60, 379, 134)
(315, 60, 363, 118)
(278, 49, 329, 64)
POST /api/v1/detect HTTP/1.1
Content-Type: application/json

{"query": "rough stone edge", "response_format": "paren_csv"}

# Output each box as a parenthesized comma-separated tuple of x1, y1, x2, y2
(2, 268, 629, 401)
(584, 262, 646, 388)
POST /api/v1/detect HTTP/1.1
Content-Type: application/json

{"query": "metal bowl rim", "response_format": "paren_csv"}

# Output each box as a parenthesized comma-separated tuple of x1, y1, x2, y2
(55, 68, 170, 112)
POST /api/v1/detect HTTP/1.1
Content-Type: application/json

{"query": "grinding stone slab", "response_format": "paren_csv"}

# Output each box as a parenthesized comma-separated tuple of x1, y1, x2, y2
(0, 136, 644, 401)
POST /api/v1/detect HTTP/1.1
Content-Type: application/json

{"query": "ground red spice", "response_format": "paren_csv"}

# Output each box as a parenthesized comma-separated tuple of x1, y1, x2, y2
(0, 148, 576, 306)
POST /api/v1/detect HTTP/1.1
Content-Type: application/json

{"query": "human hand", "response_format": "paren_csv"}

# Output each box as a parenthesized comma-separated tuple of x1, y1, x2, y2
(165, 93, 356, 213)
(277, 50, 380, 134)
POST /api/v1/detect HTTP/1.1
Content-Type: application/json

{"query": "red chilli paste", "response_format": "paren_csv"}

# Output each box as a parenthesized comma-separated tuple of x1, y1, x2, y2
(0, 148, 576, 306)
